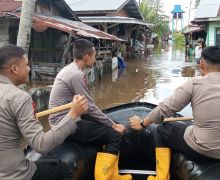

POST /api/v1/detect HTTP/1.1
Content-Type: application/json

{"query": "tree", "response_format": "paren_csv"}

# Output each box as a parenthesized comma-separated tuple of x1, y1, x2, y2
(139, 0, 169, 36)
(17, 0, 36, 55)
(195, 0, 201, 8)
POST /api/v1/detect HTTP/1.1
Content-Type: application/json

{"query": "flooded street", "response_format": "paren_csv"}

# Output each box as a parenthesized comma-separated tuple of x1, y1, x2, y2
(27, 42, 200, 117)
(90, 42, 200, 116)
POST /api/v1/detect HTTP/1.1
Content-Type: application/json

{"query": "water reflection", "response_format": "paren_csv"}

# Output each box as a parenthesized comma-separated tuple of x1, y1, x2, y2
(91, 43, 199, 117)
(181, 66, 195, 77)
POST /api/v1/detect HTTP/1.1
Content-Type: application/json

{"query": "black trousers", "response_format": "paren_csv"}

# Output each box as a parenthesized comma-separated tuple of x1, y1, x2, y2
(31, 159, 71, 180)
(155, 121, 214, 161)
(66, 119, 122, 154)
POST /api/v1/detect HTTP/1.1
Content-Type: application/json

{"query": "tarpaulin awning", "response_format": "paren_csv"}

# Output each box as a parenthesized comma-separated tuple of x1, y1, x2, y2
(183, 26, 202, 34)
(32, 15, 123, 41)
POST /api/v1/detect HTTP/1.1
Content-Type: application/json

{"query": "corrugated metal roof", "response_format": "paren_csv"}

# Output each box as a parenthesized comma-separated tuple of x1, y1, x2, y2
(33, 15, 123, 41)
(195, 0, 220, 19)
(0, 0, 121, 40)
(80, 16, 152, 27)
(65, 0, 128, 12)
(65, 0, 143, 20)
(0, 12, 20, 18)
(199, 0, 220, 5)
(0, 0, 21, 12)
(0, 0, 80, 21)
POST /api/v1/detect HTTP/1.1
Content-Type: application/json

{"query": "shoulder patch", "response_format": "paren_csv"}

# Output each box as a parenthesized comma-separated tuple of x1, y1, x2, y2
(84, 75, 88, 87)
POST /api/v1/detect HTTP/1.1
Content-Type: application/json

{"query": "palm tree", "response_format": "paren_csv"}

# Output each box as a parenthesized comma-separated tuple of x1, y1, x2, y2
(17, 0, 36, 55)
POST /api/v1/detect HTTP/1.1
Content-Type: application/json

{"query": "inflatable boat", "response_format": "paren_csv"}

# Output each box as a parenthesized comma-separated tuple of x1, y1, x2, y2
(26, 102, 220, 180)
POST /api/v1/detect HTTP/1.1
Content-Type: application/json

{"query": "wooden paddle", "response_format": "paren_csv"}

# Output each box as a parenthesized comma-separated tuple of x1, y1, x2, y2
(36, 103, 72, 119)
(36, 103, 193, 121)
(164, 116, 193, 122)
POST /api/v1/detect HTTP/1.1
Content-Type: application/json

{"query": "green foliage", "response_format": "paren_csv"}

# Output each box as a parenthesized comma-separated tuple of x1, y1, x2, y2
(139, 0, 169, 36)
(173, 32, 185, 49)
(173, 32, 185, 43)
(195, 0, 200, 8)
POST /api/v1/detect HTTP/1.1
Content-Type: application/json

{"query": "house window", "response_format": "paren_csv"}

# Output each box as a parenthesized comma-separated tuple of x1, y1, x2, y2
(216, 28, 220, 47)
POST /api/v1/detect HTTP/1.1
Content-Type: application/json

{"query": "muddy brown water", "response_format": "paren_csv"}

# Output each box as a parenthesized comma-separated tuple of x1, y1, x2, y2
(90, 43, 200, 117)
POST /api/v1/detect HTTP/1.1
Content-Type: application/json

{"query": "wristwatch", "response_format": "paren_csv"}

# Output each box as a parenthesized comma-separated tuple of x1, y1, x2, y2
(140, 120, 145, 128)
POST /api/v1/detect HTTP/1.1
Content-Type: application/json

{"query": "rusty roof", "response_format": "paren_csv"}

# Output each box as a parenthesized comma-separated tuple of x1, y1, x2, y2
(0, 0, 22, 13)
(33, 16, 122, 41)
(0, 0, 122, 41)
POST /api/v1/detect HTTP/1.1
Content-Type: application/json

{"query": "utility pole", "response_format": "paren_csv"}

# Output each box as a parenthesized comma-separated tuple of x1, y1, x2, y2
(188, 0, 192, 26)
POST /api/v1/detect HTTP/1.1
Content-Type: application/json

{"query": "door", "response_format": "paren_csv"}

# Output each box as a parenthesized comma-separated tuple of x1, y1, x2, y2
(216, 28, 220, 47)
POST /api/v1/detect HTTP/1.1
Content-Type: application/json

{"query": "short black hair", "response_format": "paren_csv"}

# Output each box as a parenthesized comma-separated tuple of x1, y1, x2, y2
(73, 39, 94, 60)
(201, 46, 220, 65)
(0, 44, 25, 69)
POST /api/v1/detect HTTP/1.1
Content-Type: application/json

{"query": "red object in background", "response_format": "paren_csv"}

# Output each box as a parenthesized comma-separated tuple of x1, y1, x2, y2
(32, 101, 37, 115)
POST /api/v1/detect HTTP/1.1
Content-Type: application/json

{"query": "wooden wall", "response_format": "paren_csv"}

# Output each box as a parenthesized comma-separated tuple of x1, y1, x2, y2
(0, 19, 9, 47)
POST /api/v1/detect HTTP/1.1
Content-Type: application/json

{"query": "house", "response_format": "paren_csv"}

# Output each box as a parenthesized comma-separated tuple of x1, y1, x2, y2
(65, 0, 152, 58)
(194, 0, 220, 46)
(0, 0, 121, 81)
(183, 25, 206, 46)
(183, 25, 206, 45)
(183, 25, 206, 61)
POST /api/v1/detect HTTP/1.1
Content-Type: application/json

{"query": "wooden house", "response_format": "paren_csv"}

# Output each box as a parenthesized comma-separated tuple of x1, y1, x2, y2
(0, 0, 121, 81)
(66, 0, 152, 58)
(193, 0, 220, 46)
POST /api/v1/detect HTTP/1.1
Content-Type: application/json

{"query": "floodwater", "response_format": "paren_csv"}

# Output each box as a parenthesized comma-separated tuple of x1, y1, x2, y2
(27, 41, 200, 117)
(90, 42, 200, 117)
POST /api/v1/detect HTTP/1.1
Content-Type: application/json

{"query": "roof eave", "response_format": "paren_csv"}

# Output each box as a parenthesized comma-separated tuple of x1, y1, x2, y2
(124, 0, 143, 20)
(80, 16, 152, 27)
(74, 10, 116, 15)
(117, 0, 130, 12)
(60, 0, 80, 21)
(32, 15, 123, 41)
(194, 16, 220, 22)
